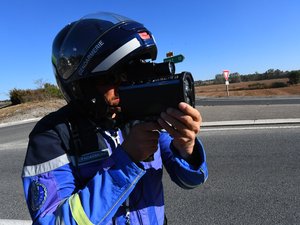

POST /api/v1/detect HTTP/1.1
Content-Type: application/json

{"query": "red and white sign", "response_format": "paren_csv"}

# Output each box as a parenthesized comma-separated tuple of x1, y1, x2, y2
(223, 70, 230, 81)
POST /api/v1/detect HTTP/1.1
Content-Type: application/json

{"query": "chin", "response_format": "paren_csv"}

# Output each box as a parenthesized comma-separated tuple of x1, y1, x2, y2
(109, 106, 121, 114)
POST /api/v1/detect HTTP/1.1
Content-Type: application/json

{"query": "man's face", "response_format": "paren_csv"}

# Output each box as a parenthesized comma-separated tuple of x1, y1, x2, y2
(95, 73, 125, 118)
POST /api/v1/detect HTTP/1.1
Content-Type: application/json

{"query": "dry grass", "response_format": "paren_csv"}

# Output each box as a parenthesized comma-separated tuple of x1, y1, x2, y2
(0, 99, 66, 123)
(196, 78, 300, 97)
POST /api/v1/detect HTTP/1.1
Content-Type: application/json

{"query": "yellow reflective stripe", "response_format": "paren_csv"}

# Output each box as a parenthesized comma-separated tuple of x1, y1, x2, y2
(69, 194, 94, 225)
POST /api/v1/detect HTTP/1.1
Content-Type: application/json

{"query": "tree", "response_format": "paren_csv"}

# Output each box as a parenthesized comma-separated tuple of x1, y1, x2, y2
(34, 78, 47, 89)
(288, 70, 300, 84)
(214, 74, 224, 84)
(229, 72, 241, 83)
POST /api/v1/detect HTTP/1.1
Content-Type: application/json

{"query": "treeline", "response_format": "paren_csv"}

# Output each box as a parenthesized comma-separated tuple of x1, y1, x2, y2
(7, 69, 300, 105)
(196, 69, 300, 86)
(9, 82, 63, 105)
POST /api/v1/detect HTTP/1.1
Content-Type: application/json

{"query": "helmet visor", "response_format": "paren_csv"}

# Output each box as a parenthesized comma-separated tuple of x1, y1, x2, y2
(56, 12, 133, 79)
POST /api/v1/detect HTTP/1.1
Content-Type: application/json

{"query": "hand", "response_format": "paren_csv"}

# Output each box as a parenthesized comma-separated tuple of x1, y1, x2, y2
(157, 102, 202, 160)
(121, 122, 161, 162)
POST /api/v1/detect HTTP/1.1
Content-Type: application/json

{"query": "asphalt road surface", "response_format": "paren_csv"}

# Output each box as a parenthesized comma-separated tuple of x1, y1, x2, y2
(1, 123, 300, 224)
(197, 96, 300, 106)
(164, 125, 300, 225)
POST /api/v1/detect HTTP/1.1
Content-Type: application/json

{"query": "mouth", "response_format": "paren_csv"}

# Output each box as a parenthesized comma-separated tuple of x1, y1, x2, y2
(112, 97, 120, 105)
(109, 98, 121, 112)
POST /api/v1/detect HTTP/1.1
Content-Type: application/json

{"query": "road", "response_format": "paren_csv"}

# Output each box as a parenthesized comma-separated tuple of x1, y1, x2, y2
(197, 97, 300, 122)
(197, 96, 300, 106)
(164, 125, 300, 225)
(0, 123, 35, 221)
(1, 123, 299, 224)
(1, 97, 300, 224)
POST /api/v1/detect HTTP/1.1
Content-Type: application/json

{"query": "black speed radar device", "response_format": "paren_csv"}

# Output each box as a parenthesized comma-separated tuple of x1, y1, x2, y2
(118, 61, 195, 121)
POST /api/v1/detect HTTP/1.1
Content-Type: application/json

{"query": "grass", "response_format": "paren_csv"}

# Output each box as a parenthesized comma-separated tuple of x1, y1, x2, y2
(195, 78, 300, 97)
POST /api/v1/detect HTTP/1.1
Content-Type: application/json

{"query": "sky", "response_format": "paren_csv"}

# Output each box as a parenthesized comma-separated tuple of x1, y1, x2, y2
(1, 0, 300, 100)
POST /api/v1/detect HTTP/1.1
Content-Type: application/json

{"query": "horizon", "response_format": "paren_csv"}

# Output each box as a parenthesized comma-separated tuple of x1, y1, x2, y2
(0, 65, 298, 102)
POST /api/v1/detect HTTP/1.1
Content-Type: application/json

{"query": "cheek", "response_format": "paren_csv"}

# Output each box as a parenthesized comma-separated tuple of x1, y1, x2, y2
(101, 88, 118, 101)
(104, 90, 114, 99)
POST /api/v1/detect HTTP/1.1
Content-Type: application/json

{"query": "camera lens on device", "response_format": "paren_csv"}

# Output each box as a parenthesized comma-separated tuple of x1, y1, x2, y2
(183, 74, 195, 106)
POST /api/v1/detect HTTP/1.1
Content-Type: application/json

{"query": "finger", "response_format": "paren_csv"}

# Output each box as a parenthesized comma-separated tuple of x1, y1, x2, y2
(159, 115, 195, 138)
(160, 111, 186, 130)
(158, 119, 195, 144)
(166, 105, 199, 124)
(164, 108, 199, 132)
(157, 117, 181, 138)
(177, 102, 201, 122)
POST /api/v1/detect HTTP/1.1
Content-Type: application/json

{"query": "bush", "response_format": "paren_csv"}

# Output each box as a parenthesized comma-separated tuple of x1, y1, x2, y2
(270, 82, 288, 88)
(9, 88, 36, 105)
(288, 71, 300, 84)
(9, 83, 63, 105)
(9, 88, 23, 105)
(44, 83, 63, 99)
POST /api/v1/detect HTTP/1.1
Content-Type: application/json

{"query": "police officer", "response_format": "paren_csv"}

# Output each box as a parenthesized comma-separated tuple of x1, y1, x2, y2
(22, 12, 208, 225)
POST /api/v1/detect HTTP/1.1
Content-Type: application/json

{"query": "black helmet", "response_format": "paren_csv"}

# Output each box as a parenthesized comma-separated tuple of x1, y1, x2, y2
(52, 12, 157, 120)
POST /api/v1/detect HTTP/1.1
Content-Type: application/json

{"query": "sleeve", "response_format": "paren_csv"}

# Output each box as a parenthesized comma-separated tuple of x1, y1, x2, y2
(159, 131, 208, 189)
(22, 130, 145, 225)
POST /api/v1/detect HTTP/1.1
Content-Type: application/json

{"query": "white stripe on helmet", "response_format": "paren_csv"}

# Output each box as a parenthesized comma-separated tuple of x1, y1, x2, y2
(92, 38, 141, 73)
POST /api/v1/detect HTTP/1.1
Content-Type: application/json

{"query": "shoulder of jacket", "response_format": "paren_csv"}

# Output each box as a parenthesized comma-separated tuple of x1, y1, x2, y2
(30, 105, 72, 135)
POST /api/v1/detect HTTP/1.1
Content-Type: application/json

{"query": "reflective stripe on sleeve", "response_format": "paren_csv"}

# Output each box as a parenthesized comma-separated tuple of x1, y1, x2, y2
(22, 154, 70, 177)
(69, 193, 94, 225)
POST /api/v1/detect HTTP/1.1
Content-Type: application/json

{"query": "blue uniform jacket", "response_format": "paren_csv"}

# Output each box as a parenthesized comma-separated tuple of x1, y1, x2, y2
(22, 104, 208, 224)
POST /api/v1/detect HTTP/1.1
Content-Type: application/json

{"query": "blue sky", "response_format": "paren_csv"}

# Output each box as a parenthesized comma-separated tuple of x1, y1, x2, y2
(1, 0, 300, 100)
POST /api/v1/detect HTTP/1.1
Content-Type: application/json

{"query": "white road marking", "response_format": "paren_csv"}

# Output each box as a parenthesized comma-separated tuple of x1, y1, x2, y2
(202, 125, 300, 132)
(0, 219, 32, 225)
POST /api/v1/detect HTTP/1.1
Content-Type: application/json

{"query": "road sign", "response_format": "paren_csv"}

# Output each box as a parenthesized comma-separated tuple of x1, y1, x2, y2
(223, 70, 230, 96)
(163, 54, 185, 63)
(223, 70, 230, 81)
